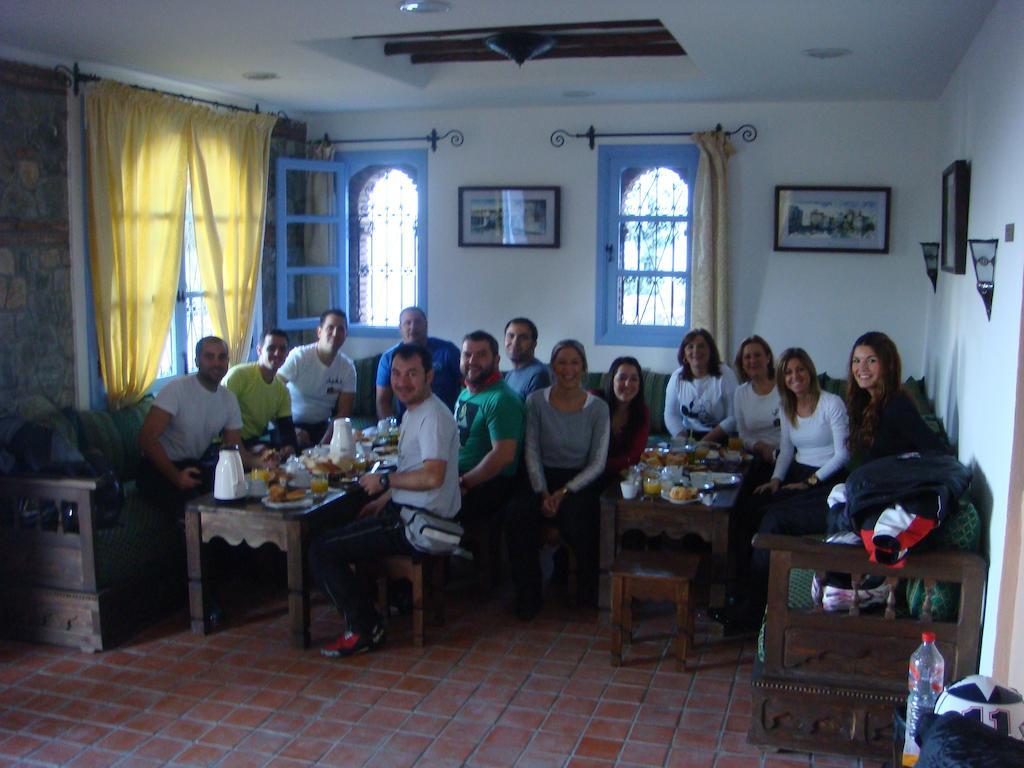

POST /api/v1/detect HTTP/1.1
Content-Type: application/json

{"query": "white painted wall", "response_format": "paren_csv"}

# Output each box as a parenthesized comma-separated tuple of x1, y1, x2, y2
(305, 100, 938, 379)
(924, 0, 1024, 684)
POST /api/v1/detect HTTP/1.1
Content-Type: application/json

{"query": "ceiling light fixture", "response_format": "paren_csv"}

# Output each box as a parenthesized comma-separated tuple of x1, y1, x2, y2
(802, 47, 852, 59)
(243, 71, 279, 81)
(485, 31, 556, 66)
(398, 0, 451, 12)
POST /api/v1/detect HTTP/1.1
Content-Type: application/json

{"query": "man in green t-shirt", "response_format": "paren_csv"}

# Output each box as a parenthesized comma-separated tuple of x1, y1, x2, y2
(224, 329, 297, 455)
(455, 331, 525, 580)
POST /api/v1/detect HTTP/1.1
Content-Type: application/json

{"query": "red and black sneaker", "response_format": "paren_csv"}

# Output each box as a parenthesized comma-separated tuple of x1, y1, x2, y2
(320, 623, 385, 658)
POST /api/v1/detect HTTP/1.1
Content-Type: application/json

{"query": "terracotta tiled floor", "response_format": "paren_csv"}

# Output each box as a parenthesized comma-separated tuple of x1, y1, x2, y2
(0, 580, 888, 767)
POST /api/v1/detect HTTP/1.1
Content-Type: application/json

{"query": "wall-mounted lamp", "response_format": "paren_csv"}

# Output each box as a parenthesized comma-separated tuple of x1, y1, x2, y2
(920, 242, 939, 292)
(968, 239, 998, 320)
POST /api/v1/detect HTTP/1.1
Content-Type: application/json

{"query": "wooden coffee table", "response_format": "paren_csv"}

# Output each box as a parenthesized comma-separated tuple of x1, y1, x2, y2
(185, 490, 360, 648)
(599, 479, 743, 609)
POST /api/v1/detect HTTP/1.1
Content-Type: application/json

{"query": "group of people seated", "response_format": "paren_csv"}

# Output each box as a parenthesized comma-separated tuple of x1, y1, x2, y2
(135, 304, 944, 656)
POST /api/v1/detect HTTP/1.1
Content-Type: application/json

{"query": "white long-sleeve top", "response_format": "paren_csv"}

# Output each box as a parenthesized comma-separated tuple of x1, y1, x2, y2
(719, 381, 782, 450)
(771, 391, 849, 483)
(664, 365, 738, 436)
(524, 388, 610, 494)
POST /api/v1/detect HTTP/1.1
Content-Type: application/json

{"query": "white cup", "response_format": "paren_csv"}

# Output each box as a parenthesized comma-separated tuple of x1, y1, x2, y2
(620, 480, 640, 500)
(248, 477, 268, 497)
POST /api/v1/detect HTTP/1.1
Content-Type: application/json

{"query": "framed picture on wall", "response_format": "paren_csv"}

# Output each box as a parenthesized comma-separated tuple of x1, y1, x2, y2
(941, 160, 970, 274)
(458, 186, 560, 248)
(774, 186, 891, 253)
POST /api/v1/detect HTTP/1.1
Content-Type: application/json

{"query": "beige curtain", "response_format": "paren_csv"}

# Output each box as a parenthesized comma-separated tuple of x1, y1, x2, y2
(691, 130, 736, 354)
(85, 82, 191, 409)
(189, 110, 278, 364)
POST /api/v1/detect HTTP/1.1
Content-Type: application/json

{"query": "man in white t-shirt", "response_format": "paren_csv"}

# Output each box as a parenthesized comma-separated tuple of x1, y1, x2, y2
(310, 343, 460, 659)
(137, 336, 244, 517)
(278, 309, 356, 446)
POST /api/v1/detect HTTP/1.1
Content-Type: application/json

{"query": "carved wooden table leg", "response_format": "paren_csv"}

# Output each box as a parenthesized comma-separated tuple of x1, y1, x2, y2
(185, 505, 209, 636)
(286, 519, 310, 649)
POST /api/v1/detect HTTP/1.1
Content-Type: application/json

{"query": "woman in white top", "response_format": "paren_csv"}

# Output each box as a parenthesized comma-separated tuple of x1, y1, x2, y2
(756, 347, 849, 495)
(706, 335, 780, 463)
(712, 347, 849, 634)
(664, 328, 738, 439)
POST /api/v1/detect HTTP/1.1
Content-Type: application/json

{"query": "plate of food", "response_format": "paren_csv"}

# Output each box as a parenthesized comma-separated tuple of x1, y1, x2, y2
(690, 472, 742, 490)
(661, 485, 702, 505)
(262, 487, 313, 509)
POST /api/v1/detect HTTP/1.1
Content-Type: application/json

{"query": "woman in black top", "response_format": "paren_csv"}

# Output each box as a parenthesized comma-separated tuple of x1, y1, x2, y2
(846, 331, 945, 465)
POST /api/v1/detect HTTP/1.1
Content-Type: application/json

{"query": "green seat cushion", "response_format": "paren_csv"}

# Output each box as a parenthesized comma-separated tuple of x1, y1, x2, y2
(905, 498, 981, 621)
(94, 483, 184, 588)
(352, 353, 382, 422)
(74, 398, 152, 482)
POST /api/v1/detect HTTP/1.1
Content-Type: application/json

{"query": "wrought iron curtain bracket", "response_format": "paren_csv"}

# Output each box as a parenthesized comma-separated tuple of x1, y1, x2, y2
(316, 128, 464, 153)
(549, 123, 758, 149)
(54, 62, 289, 118)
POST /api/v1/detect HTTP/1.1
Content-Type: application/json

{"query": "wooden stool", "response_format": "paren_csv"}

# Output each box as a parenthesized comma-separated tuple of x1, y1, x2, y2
(366, 554, 445, 647)
(610, 551, 702, 669)
(541, 523, 578, 600)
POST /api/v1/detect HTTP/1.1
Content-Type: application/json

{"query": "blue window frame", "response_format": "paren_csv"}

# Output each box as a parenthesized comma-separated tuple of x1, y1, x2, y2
(275, 150, 427, 338)
(595, 144, 699, 347)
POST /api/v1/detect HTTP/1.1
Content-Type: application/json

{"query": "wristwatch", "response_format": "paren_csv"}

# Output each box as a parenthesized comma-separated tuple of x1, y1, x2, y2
(378, 473, 390, 491)
(806, 474, 819, 487)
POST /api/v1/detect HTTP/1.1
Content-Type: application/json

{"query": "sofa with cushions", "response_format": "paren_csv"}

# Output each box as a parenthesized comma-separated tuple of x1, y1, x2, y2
(745, 378, 987, 761)
(0, 398, 185, 651)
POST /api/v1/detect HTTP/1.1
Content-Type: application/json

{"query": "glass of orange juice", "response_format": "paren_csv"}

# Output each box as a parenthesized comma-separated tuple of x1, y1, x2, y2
(311, 472, 329, 498)
(727, 436, 743, 452)
(694, 445, 710, 463)
(642, 472, 661, 497)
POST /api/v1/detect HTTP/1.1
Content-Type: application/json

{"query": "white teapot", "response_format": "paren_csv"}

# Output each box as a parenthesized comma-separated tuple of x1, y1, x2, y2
(329, 417, 355, 463)
(213, 445, 247, 502)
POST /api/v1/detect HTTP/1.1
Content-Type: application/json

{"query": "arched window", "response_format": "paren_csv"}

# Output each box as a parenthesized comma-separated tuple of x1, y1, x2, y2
(596, 144, 699, 346)
(349, 166, 419, 327)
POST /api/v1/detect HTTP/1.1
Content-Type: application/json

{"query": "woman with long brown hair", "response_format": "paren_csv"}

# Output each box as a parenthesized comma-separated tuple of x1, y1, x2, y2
(846, 331, 944, 465)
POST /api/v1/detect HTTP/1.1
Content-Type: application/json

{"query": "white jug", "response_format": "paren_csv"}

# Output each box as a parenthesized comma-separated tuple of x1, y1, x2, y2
(214, 445, 247, 502)
(329, 417, 355, 463)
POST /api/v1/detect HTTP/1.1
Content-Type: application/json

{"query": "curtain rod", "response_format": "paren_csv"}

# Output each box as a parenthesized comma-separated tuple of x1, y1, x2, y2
(550, 123, 758, 150)
(315, 129, 465, 153)
(54, 62, 289, 119)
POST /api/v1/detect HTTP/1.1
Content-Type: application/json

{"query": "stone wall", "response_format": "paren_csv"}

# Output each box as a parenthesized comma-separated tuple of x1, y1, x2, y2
(0, 60, 72, 418)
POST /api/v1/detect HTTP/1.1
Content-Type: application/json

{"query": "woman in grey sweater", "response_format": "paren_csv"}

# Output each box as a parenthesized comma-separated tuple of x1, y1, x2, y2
(506, 339, 610, 619)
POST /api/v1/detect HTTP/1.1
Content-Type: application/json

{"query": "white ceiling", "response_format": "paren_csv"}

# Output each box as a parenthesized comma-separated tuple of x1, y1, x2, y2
(0, 0, 995, 115)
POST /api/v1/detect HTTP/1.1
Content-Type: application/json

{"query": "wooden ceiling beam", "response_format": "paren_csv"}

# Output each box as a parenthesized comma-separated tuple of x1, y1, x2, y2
(356, 19, 665, 41)
(409, 44, 684, 65)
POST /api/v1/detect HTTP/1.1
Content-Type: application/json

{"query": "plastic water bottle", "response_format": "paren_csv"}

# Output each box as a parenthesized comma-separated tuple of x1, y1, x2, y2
(902, 631, 944, 766)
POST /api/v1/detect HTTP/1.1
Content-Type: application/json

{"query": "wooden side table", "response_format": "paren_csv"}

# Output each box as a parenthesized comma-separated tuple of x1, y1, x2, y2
(610, 551, 703, 670)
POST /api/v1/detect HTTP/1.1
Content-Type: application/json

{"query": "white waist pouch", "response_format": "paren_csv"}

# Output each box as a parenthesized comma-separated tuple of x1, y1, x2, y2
(399, 506, 464, 555)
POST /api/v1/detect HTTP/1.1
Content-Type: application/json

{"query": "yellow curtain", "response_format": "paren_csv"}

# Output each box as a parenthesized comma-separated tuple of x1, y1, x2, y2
(189, 110, 278, 364)
(85, 82, 192, 409)
(691, 130, 736, 354)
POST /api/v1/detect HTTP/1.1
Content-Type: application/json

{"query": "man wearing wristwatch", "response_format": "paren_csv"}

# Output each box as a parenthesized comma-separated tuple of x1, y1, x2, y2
(309, 343, 460, 659)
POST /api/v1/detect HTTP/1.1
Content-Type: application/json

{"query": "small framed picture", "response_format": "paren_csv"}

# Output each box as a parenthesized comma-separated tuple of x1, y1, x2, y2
(941, 160, 970, 274)
(774, 186, 891, 253)
(458, 186, 560, 248)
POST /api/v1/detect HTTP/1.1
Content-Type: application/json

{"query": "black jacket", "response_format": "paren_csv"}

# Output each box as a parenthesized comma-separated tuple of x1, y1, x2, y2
(840, 453, 971, 530)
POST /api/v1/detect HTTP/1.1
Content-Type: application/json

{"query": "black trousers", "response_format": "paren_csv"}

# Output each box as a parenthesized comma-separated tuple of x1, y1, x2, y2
(137, 454, 215, 519)
(505, 467, 602, 609)
(747, 462, 846, 604)
(308, 501, 416, 635)
(295, 420, 328, 446)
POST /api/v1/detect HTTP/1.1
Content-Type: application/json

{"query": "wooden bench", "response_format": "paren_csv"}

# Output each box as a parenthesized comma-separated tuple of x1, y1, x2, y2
(748, 533, 986, 760)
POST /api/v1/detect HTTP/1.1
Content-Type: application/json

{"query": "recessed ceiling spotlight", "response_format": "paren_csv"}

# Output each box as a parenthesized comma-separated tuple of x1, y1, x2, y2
(563, 90, 595, 99)
(398, 0, 451, 12)
(243, 71, 279, 81)
(802, 47, 852, 60)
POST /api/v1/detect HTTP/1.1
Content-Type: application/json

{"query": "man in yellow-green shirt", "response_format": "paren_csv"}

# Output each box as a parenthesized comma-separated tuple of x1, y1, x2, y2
(224, 329, 297, 453)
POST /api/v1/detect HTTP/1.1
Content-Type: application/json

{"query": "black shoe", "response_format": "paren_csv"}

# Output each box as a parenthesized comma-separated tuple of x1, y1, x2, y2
(515, 593, 541, 621)
(710, 601, 763, 635)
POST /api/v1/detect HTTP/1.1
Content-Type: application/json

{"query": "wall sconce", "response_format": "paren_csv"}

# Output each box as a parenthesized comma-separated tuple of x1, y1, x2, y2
(968, 239, 998, 320)
(920, 242, 939, 292)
